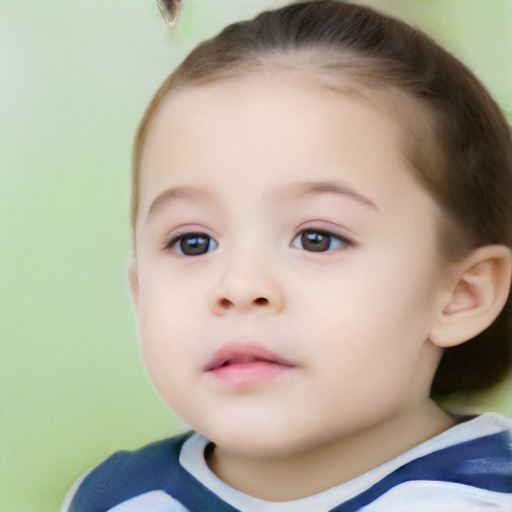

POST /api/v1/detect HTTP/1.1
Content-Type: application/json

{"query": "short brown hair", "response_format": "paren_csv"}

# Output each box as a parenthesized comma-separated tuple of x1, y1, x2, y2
(132, 1, 512, 397)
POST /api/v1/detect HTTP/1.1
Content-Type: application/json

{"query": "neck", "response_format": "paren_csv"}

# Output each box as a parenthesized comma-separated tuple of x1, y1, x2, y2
(206, 400, 455, 502)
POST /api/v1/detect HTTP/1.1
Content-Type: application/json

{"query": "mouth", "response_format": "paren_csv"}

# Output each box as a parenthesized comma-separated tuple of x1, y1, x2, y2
(204, 342, 295, 387)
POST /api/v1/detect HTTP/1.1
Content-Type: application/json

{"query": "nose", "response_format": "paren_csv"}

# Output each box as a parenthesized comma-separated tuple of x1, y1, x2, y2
(208, 259, 285, 316)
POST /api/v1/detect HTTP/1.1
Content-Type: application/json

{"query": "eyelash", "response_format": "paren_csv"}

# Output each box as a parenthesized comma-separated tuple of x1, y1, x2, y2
(164, 227, 351, 257)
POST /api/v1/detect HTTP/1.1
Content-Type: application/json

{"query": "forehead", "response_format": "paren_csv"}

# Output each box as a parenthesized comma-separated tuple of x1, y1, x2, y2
(139, 73, 412, 195)
(137, 73, 438, 232)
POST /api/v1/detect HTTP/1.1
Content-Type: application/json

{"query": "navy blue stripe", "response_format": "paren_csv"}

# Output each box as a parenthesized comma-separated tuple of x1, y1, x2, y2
(69, 433, 240, 512)
(70, 433, 191, 511)
(330, 432, 512, 512)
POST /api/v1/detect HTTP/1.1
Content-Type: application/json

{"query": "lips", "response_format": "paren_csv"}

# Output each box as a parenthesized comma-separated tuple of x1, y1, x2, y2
(204, 342, 295, 387)
(205, 342, 292, 371)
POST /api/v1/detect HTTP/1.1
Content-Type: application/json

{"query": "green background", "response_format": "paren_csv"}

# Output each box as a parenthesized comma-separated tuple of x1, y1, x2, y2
(1, 1, 511, 510)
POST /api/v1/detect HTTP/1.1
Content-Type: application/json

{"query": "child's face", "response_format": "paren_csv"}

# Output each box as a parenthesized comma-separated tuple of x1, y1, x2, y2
(131, 73, 450, 457)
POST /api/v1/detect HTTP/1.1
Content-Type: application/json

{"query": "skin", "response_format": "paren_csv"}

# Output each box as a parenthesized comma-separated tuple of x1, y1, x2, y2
(129, 73, 460, 501)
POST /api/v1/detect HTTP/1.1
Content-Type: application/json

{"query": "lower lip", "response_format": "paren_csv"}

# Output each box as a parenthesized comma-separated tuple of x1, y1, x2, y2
(206, 362, 293, 388)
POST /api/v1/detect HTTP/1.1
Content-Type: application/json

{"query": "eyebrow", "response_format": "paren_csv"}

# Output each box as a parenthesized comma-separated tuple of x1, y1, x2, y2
(146, 186, 209, 221)
(291, 181, 378, 210)
(146, 180, 377, 222)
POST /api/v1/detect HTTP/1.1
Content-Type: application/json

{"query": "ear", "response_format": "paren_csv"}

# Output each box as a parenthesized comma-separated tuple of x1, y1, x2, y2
(430, 245, 511, 348)
(126, 259, 140, 308)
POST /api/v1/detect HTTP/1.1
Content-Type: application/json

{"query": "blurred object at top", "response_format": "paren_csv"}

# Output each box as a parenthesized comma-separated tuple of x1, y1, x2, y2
(157, 0, 182, 30)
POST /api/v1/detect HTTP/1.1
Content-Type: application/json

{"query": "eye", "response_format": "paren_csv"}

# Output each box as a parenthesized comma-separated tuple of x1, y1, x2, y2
(166, 232, 218, 256)
(291, 228, 349, 253)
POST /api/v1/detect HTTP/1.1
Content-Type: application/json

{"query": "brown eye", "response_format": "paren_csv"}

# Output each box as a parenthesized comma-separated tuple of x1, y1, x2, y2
(170, 233, 218, 256)
(292, 229, 348, 253)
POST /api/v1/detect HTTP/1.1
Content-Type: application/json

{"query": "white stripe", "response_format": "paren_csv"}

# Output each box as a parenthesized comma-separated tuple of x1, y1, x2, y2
(361, 480, 512, 511)
(107, 490, 189, 512)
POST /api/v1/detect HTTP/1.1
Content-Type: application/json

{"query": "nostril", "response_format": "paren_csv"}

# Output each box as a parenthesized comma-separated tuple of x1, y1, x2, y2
(219, 298, 233, 309)
(213, 296, 272, 314)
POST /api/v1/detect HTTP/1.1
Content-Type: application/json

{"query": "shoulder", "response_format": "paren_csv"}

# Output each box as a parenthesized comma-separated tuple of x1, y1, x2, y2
(63, 432, 193, 512)
(398, 412, 512, 490)
(355, 413, 512, 511)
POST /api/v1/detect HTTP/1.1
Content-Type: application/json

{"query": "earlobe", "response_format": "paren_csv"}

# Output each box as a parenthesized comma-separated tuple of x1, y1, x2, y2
(127, 259, 140, 308)
(430, 245, 512, 348)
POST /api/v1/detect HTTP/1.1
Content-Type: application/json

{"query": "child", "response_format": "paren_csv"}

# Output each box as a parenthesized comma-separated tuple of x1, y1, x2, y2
(62, 1, 512, 510)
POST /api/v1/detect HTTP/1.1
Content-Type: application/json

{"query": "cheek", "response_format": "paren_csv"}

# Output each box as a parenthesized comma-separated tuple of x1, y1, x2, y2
(135, 283, 196, 400)
(298, 249, 440, 375)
